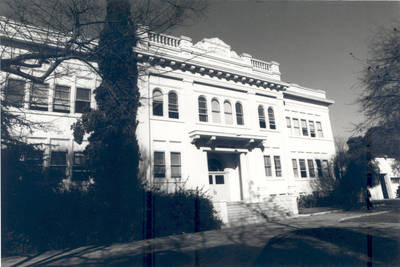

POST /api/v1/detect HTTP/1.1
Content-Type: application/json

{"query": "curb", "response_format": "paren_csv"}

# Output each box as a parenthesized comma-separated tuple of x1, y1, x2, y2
(338, 210, 390, 222)
(296, 209, 341, 217)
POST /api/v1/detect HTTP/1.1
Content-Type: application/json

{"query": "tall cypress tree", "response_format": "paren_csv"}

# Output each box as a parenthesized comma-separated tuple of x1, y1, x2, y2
(73, 0, 143, 241)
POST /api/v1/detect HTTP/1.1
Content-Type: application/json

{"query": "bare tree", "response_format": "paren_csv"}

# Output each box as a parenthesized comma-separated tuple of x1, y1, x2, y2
(358, 25, 400, 161)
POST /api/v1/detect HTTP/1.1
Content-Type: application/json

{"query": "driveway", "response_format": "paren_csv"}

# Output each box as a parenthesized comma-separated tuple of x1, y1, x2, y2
(3, 206, 400, 266)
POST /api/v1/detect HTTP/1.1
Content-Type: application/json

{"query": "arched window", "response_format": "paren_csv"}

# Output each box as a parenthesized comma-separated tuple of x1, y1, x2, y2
(258, 105, 266, 128)
(268, 107, 276, 129)
(224, 101, 233, 124)
(211, 98, 220, 123)
(235, 102, 244, 125)
(152, 89, 163, 116)
(168, 91, 179, 119)
(198, 96, 208, 122)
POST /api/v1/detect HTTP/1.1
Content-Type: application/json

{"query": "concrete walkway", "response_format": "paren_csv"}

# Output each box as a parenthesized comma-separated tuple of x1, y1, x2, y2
(3, 208, 400, 266)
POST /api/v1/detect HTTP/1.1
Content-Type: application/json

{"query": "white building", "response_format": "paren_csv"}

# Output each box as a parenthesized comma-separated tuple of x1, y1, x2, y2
(2, 27, 336, 224)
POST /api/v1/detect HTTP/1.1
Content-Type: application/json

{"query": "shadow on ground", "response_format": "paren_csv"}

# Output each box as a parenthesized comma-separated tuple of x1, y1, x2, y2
(6, 226, 398, 266)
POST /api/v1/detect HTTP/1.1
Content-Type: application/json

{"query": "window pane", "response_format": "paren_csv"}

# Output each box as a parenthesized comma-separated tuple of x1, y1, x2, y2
(264, 155, 272, 176)
(315, 160, 323, 177)
(215, 175, 224, 184)
(224, 101, 233, 124)
(293, 118, 300, 136)
(301, 119, 308, 136)
(211, 99, 220, 123)
(292, 159, 299, 177)
(209, 175, 213, 184)
(299, 159, 307, 178)
(274, 156, 282, 177)
(154, 151, 165, 178)
(31, 83, 49, 111)
(76, 88, 91, 100)
(54, 85, 70, 113)
(153, 90, 163, 116)
(322, 160, 330, 177)
(268, 107, 276, 130)
(235, 102, 244, 125)
(316, 122, 324, 137)
(309, 121, 316, 137)
(6, 79, 25, 107)
(168, 92, 179, 119)
(198, 96, 208, 122)
(307, 159, 315, 177)
(170, 152, 181, 178)
(258, 106, 266, 128)
(51, 151, 67, 166)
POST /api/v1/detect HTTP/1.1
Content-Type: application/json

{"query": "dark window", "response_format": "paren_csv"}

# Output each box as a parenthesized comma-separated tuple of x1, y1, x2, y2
(209, 175, 213, 184)
(268, 107, 276, 129)
(264, 155, 272, 176)
(53, 85, 70, 113)
(152, 89, 163, 116)
(274, 156, 282, 177)
(315, 159, 323, 177)
(198, 96, 208, 122)
(258, 106, 266, 128)
(50, 150, 67, 177)
(322, 160, 330, 177)
(170, 152, 181, 178)
(25, 149, 44, 174)
(307, 159, 315, 177)
(309, 121, 316, 137)
(72, 151, 89, 181)
(30, 83, 49, 111)
(299, 159, 307, 178)
(75, 87, 91, 113)
(168, 92, 179, 119)
(211, 98, 220, 123)
(235, 102, 244, 125)
(154, 151, 165, 178)
(5, 79, 25, 107)
(215, 175, 224, 184)
(208, 158, 223, 172)
(301, 119, 308, 136)
(292, 159, 299, 177)
(286, 117, 291, 133)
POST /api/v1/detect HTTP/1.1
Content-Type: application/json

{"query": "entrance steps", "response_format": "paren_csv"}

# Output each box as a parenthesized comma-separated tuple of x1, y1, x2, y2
(226, 198, 296, 227)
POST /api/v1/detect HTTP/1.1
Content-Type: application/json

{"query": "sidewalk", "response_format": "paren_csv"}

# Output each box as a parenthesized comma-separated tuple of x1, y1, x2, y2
(3, 209, 400, 266)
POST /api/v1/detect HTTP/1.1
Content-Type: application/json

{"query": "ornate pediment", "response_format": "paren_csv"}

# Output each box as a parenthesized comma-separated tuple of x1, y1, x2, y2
(194, 37, 240, 59)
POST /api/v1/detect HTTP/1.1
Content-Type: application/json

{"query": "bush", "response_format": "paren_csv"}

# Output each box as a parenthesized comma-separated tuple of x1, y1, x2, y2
(297, 192, 332, 209)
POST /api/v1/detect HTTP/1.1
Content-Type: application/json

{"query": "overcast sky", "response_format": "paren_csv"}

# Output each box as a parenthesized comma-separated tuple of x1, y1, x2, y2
(171, 1, 399, 140)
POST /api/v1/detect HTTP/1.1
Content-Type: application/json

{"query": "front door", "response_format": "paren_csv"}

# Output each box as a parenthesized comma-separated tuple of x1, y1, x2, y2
(207, 157, 231, 201)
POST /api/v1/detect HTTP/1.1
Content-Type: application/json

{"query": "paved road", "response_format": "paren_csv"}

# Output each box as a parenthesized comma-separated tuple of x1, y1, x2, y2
(3, 206, 400, 266)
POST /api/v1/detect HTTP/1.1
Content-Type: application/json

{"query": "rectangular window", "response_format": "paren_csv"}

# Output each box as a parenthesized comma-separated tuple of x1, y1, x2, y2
(25, 149, 44, 174)
(5, 79, 25, 107)
(315, 159, 323, 177)
(301, 119, 308, 136)
(322, 160, 330, 177)
(307, 159, 316, 177)
(292, 159, 299, 177)
(299, 159, 307, 178)
(316, 122, 324, 137)
(274, 156, 282, 177)
(50, 150, 67, 177)
(286, 117, 292, 134)
(264, 155, 272, 176)
(30, 83, 49, 111)
(309, 121, 316, 137)
(293, 118, 300, 136)
(75, 88, 91, 113)
(53, 85, 70, 113)
(198, 98, 208, 122)
(215, 175, 225, 184)
(154, 151, 165, 178)
(72, 151, 89, 181)
(170, 152, 181, 178)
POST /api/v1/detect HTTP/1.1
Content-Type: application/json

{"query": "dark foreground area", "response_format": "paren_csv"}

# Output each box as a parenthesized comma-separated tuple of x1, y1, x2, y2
(3, 203, 400, 267)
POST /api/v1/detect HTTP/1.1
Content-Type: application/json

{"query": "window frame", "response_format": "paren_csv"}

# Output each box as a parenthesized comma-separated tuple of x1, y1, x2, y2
(53, 84, 71, 113)
(198, 96, 208, 122)
(153, 151, 166, 178)
(315, 159, 323, 177)
(258, 105, 266, 128)
(316, 121, 324, 137)
(301, 119, 308, 136)
(5, 79, 25, 107)
(292, 159, 299, 178)
(293, 118, 300, 136)
(75, 87, 91, 113)
(30, 83, 49, 111)
(274, 156, 282, 177)
(235, 102, 244, 125)
(170, 152, 182, 178)
(168, 91, 179, 119)
(268, 107, 276, 130)
(224, 100, 233, 124)
(309, 121, 316, 138)
(264, 155, 272, 176)
(307, 159, 316, 177)
(211, 98, 221, 123)
(299, 159, 307, 178)
(50, 150, 68, 177)
(152, 89, 163, 116)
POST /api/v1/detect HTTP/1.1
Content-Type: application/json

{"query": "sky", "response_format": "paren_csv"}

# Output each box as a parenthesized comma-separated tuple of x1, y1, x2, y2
(171, 1, 399, 140)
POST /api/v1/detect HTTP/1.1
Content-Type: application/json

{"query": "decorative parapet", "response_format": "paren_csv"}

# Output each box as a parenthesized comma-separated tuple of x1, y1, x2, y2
(148, 32, 181, 48)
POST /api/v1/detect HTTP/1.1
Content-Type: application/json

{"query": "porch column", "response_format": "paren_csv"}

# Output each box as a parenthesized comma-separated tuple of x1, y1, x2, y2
(239, 152, 250, 201)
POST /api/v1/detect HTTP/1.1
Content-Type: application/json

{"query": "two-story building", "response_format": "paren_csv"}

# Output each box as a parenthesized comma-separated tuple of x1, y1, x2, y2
(1, 22, 336, 224)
